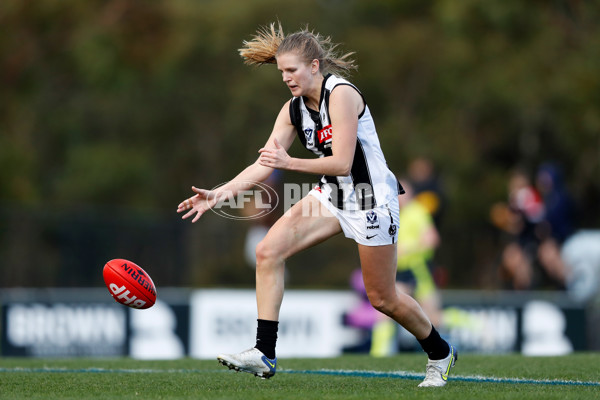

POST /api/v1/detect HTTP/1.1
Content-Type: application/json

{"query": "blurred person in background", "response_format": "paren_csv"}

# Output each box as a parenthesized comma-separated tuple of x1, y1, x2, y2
(407, 157, 449, 288)
(535, 163, 576, 289)
(490, 168, 545, 290)
(395, 180, 443, 326)
(491, 164, 579, 291)
(535, 163, 575, 244)
(177, 22, 457, 387)
(407, 157, 446, 229)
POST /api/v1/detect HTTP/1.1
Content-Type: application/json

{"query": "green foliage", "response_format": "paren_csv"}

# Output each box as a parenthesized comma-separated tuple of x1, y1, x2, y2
(1, 0, 599, 287)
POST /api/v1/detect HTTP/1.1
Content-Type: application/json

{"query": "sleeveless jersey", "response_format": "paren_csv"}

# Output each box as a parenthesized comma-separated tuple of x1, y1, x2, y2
(289, 74, 401, 210)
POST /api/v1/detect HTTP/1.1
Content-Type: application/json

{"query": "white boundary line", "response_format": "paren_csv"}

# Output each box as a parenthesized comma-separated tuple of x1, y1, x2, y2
(0, 367, 598, 387)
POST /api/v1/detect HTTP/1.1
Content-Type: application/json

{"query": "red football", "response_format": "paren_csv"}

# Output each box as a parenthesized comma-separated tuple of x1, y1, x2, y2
(102, 259, 157, 309)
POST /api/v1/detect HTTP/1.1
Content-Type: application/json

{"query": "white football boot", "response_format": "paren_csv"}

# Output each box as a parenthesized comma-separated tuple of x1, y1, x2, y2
(217, 348, 277, 379)
(418, 345, 458, 387)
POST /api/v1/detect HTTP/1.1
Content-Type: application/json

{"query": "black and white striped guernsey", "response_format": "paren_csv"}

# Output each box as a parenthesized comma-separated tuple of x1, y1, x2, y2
(289, 74, 401, 211)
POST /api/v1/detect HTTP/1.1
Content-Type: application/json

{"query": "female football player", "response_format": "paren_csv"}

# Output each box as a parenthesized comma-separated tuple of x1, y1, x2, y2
(177, 22, 456, 387)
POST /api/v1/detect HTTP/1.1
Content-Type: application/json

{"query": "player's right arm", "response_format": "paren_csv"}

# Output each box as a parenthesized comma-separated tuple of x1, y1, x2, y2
(178, 100, 296, 223)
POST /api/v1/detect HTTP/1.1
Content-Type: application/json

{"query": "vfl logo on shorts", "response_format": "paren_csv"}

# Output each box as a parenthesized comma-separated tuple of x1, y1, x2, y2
(366, 210, 380, 230)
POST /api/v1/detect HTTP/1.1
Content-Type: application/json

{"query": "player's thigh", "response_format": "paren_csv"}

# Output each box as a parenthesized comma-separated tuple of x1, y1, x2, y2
(260, 195, 342, 260)
(358, 243, 398, 300)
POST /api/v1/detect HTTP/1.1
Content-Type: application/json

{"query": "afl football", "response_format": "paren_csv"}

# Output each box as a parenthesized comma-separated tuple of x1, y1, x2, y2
(103, 259, 157, 309)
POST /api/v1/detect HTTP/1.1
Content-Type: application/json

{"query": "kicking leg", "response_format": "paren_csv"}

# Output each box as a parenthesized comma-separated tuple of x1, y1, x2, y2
(255, 195, 342, 320)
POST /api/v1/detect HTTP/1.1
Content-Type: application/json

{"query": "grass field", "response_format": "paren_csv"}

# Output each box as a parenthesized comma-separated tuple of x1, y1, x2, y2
(1, 353, 598, 399)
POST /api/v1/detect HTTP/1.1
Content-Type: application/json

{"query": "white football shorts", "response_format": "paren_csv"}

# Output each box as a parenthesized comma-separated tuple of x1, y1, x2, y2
(309, 186, 399, 246)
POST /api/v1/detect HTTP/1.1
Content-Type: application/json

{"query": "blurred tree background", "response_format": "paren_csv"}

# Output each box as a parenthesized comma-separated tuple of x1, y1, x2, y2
(1, 0, 598, 290)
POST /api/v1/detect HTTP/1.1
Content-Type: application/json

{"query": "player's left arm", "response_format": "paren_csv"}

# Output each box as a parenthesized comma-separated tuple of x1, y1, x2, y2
(258, 85, 360, 176)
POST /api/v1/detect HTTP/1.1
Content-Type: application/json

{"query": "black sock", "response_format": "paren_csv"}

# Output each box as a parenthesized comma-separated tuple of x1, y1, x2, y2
(255, 319, 278, 359)
(417, 325, 450, 360)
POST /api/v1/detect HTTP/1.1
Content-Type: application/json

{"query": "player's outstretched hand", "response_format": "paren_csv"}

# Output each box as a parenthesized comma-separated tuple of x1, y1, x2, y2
(177, 186, 218, 223)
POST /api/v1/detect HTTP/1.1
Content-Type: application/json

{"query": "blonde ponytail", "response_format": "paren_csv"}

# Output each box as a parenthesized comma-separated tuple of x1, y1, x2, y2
(239, 22, 284, 66)
(239, 22, 358, 77)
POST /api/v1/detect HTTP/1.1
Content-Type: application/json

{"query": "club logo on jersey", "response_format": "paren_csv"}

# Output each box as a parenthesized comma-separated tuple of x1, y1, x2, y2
(389, 224, 397, 237)
(318, 125, 333, 144)
(366, 210, 380, 230)
(304, 128, 314, 147)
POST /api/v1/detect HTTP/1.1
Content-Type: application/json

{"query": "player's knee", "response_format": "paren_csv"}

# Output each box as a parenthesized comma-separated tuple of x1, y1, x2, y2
(368, 290, 412, 320)
(255, 238, 283, 266)
(367, 292, 394, 315)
